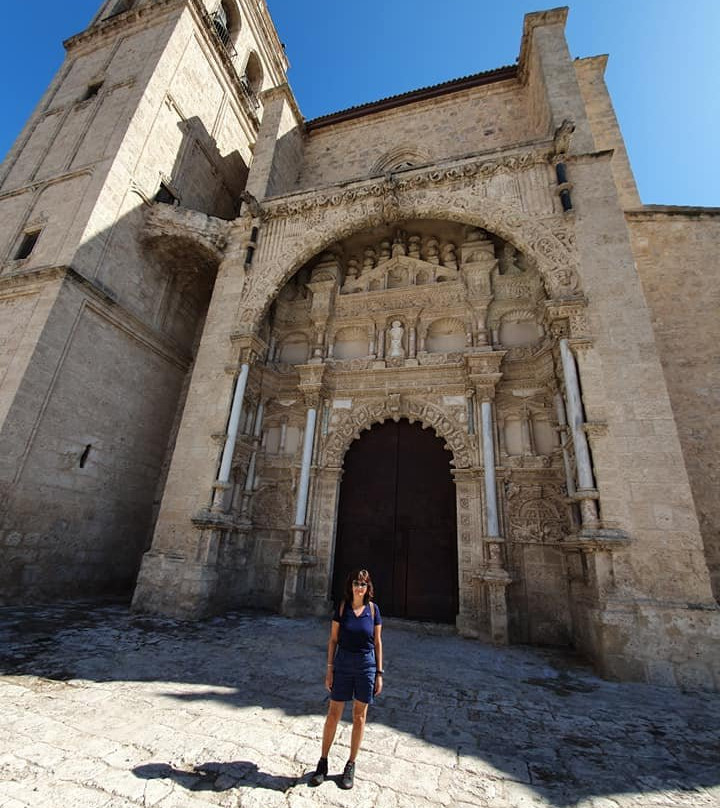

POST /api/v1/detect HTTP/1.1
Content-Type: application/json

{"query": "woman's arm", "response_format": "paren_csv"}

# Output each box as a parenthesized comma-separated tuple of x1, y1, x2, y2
(324, 620, 340, 691)
(374, 624, 383, 695)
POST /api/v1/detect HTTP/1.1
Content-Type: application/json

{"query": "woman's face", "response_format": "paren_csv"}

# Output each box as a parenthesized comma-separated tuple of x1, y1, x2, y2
(352, 578, 368, 596)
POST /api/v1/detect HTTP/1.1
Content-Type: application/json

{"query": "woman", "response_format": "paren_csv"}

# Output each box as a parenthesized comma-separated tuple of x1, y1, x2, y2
(310, 568, 383, 790)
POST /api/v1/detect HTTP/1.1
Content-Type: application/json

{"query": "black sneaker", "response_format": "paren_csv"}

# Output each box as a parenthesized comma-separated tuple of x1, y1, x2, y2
(340, 760, 355, 789)
(309, 757, 328, 786)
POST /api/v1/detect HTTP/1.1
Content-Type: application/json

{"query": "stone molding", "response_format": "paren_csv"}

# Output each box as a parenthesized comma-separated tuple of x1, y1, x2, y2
(261, 147, 554, 220)
(322, 396, 475, 469)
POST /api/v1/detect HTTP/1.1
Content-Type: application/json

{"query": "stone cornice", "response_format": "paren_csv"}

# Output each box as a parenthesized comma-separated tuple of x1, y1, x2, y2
(64, 0, 181, 51)
(626, 206, 720, 221)
(261, 143, 555, 221)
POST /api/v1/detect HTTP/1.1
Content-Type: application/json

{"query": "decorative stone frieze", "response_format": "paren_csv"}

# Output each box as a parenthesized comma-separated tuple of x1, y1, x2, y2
(323, 396, 475, 469)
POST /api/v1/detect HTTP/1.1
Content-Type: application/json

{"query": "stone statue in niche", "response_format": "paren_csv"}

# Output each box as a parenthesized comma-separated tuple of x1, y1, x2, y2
(464, 228, 496, 264)
(378, 240, 392, 263)
(441, 242, 458, 270)
(388, 320, 405, 358)
(392, 230, 407, 257)
(499, 244, 523, 276)
(408, 235, 422, 259)
(362, 247, 376, 272)
(423, 237, 440, 265)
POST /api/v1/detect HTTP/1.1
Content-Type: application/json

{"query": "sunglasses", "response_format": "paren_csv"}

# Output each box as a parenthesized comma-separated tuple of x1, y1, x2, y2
(352, 580, 368, 587)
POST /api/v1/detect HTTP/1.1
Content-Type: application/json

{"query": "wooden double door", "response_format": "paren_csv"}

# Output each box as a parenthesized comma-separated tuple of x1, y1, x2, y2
(332, 419, 458, 622)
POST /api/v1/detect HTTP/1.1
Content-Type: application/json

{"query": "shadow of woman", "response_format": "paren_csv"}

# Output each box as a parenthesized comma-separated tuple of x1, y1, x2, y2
(133, 760, 300, 793)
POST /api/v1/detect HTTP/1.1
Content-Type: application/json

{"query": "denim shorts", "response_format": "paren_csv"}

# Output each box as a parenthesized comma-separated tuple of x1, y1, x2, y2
(330, 648, 377, 704)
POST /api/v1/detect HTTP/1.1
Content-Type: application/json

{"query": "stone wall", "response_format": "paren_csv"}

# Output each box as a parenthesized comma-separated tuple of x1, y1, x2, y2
(0, 0, 283, 603)
(0, 276, 188, 602)
(628, 208, 720, 601)
(574, 56, 639, 210)
(296, 81, 539, 192)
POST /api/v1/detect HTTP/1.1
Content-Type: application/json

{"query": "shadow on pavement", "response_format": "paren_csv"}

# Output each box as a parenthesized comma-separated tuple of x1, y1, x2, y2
(1, 599, 719, 808)
(133, 760, 299, 792)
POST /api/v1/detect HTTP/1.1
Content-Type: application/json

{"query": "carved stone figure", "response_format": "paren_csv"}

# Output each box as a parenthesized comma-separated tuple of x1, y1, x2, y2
(392, 231, 407, 257)
(388, 320, 405, 358)
(362, 247, 376, 272)
(441, 241, 458, 270)
(423, 237, 440, 265)
(346, 256, 360, 279)
(408, 235, 422, 259)
(378, 240, 392, 263)
(499, 244, 523, 275)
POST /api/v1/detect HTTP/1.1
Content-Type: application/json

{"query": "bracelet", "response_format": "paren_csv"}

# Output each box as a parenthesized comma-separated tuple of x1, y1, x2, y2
(376, 670, 384, 675)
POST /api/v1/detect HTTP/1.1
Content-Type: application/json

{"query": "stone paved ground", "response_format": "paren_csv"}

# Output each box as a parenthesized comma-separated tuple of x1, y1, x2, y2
(0, 601, 718, 808)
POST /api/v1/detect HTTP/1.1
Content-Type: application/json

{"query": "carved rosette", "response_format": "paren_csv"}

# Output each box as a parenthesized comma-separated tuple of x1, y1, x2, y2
(322, 397, 475, 469)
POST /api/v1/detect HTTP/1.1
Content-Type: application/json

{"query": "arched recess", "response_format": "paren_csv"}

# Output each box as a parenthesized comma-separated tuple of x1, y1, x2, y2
(236, 193, 581, 335)
(323, 397, 474, 470)
(212, 0, 242, 49)
(332, 419, 458, 622)
(425, 317, 466, 353)
(243, 51, 264, 95)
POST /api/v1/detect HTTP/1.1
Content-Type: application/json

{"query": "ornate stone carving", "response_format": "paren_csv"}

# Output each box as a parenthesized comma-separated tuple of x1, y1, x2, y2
(262, 149, 553, 221)
(388, 320, 405, 358)
(323, 397, 474, 468)
(253, 484, 293, 528)
(237, 181, 581, 332)
(505, 481, 569, 543)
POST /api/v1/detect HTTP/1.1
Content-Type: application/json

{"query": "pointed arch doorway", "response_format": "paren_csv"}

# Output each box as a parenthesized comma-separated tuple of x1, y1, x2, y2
(332, 419, 458, 622)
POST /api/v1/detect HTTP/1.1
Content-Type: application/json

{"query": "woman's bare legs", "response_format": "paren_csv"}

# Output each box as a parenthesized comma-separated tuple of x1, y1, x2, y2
(349, 700, 369, 762)
(321, 699, 344, 757)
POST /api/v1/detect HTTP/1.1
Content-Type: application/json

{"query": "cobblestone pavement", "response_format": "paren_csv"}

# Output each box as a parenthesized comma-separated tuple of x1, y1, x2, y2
(0, 601, 718, 808)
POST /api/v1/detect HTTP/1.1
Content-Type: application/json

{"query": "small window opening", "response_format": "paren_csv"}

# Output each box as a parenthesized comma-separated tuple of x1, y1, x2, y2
(212, 5, 231, 46)
(243, 52, 264, 96)
(155, 182, 178, 205)
(79, 444, 92, 469)
(83, 82, 103, 101)
(15, 230, 41, 260)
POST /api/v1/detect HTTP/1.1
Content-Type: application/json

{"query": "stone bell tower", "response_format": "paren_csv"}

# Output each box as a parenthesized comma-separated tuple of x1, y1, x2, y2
(0, 0, 287, 601)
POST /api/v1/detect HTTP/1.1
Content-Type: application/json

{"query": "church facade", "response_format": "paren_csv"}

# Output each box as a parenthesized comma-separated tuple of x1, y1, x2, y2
(1, 0, 718, 689)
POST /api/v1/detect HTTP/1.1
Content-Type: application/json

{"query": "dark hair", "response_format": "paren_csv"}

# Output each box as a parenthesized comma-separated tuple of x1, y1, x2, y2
(343, 568, 374, 606)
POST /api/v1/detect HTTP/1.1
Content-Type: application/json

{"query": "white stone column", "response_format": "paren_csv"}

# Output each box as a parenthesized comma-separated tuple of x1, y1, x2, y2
(377, 328, 386, 359)
(409, 326, 417, 358)
(481, 400, 500, 537)
(559, 339, 598, 526)
(294, 405, 318, 531)
(212, 362, 250, 511)
(555, 391, 576, 498)
(240, 400, 265, 519)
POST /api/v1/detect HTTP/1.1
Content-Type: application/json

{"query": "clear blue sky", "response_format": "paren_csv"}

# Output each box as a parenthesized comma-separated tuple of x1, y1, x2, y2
(1, 1, 718, 206)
